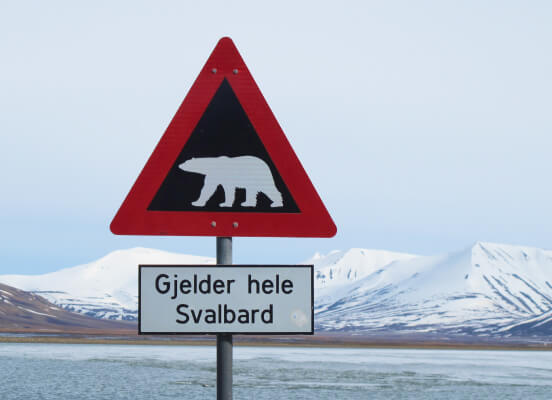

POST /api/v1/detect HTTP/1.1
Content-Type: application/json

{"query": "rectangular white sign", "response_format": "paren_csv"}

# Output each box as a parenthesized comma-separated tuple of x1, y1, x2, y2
(139, 265, 313, 334)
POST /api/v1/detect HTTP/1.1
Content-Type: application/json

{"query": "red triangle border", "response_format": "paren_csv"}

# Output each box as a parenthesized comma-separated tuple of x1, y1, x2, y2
(110, 37, 336, 238)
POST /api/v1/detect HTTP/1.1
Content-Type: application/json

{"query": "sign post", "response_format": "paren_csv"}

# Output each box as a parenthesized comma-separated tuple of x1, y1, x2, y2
(216, 237, 232, 400)
(113, 37, 335, 400)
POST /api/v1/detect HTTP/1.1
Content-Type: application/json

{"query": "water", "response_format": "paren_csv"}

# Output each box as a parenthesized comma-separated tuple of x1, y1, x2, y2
(0, 343, 551, 399)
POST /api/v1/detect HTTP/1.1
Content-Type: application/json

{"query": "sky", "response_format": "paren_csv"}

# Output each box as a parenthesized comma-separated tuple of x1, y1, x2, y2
(1, 1, 551, 274)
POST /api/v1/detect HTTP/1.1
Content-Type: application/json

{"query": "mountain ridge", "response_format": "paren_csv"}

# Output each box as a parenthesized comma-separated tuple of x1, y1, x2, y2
(0, 247, 214, 320)
(0, 282, 134, 333)
(315, 241, 552, 335)
(1, 242, 551, 337)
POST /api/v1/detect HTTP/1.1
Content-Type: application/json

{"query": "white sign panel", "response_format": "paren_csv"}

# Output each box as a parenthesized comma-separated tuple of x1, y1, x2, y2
(139, 265, 313, 334)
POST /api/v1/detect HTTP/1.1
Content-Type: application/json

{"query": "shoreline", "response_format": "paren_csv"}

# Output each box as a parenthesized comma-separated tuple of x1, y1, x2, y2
(1, 334, 551, 351)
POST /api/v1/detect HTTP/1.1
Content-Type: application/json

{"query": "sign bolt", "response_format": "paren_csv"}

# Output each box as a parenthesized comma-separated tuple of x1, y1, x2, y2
(232, 69, 239, 75)
(211, 68, 218, 74)
(211, 221, 217, 227)
(233, 222, 239, 228)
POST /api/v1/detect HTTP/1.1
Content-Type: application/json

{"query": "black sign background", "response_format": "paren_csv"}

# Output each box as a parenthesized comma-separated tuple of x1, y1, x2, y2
(148, 79, 299, 213)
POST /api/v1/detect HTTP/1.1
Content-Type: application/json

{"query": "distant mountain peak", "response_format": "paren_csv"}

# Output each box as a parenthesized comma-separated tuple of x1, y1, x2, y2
(314, 242, 552, 336)
(470, 241, 552, 270)
(309, 248, 418, 290)
(2, 243, 552, 338)
(0, 247, 214, 321)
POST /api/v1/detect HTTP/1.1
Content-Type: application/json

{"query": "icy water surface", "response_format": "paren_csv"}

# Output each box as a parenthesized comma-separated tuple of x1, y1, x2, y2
(0, 343, 551, 399)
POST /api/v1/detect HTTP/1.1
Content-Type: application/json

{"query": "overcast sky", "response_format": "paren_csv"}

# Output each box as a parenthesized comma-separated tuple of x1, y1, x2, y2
(1, 1, 551, 274)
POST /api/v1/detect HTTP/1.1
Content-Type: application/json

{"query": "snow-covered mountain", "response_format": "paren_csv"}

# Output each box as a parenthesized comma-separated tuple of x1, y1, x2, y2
(0, 282, 133, 333)
(315, 242, 552, 335)
(0, 248, 213, 320)
(1, 242, 552, 337)
(306, 248, 418, 290)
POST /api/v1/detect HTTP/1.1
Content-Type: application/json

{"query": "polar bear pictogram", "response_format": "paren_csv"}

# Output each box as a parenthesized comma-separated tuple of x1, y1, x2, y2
(178, 156, 284, 208)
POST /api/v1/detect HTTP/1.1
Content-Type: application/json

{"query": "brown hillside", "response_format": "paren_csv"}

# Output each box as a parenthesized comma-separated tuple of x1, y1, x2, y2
(0, 282, 135, 334)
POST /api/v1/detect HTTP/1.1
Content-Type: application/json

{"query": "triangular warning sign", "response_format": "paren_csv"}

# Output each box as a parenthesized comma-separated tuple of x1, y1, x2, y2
(110, 37, 336, 237)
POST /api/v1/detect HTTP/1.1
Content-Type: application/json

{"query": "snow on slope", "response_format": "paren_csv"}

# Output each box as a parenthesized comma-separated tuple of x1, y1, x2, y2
(0, 282, 134, 332)
(2, 242, 552, 336)
(498, 309, 552, 336)
(315, 242, 552, 334)
(306, 248, 418, 306)
(0, 248, 214, 320)
(0, 247, 415, 322)
(306, 248, 418, 290)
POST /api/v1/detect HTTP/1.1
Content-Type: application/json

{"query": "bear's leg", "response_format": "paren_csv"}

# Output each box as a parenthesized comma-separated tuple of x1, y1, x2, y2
(241, 189, 258, 207)
(264, 186, 284, 207)
(191, 178, 219, 207)
(219, 185, 236, 207)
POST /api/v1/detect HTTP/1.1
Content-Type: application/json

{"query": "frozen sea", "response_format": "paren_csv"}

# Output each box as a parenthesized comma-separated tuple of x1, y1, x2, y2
(0, 343, 551, 399)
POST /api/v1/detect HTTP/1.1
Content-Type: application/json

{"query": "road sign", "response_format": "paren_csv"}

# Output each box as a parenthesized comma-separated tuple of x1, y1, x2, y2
(139, 265, 313, 334)
(110, 37, 336, 237)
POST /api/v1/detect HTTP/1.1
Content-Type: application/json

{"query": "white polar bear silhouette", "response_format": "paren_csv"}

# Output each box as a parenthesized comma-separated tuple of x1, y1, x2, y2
(178, 156, 284, 208)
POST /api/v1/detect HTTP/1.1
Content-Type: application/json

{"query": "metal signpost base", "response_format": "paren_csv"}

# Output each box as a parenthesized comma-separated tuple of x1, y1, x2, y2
(216, 237, 232, 400)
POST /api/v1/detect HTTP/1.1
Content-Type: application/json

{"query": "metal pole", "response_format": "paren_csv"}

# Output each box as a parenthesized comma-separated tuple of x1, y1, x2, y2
(216, 237, 232, 400)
